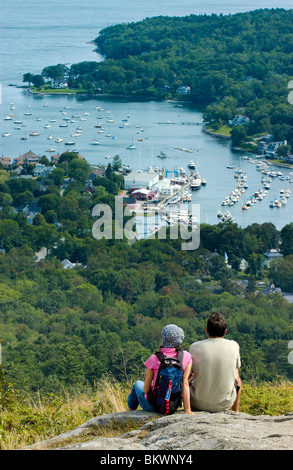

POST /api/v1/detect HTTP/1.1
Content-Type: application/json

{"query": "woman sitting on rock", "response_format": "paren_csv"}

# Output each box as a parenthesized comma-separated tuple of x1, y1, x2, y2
(127, 324, 193, 415)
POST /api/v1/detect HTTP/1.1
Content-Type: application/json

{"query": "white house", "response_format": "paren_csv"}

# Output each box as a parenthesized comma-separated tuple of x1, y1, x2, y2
(153, 178, 174, 196)
(61, 259, 77, 269)
(229, 114, 250, 126)
(264, 140, 287, 158)
(33, 163, 47, 177)
(239, 258, 249, 271)
(33, 163, 56, 177)
(176, 85, 191, 94)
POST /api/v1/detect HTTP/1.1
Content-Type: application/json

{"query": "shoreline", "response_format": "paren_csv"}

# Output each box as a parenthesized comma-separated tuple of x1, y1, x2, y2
(9, 86, 293, 171)
(27, 86, 193, 104)
(203, 125, 293, 169)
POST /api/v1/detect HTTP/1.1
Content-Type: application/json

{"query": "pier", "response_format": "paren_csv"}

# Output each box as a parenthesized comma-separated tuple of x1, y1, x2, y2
(156, 173, 194, 209)
(181, 121, 203, 126)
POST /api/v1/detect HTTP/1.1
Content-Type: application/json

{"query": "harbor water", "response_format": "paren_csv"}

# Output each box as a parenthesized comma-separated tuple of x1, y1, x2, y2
(1, 0, 293, 230)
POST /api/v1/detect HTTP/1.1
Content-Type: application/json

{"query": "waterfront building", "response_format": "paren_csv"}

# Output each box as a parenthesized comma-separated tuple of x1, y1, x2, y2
(123, 171, 159, 190)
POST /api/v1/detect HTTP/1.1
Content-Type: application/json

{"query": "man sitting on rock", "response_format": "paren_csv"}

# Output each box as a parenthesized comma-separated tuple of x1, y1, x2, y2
(189, 312, 242, 412)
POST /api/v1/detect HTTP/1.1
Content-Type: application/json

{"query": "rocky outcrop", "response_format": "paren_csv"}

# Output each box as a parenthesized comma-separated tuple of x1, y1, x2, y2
(27, 410, 293, 451)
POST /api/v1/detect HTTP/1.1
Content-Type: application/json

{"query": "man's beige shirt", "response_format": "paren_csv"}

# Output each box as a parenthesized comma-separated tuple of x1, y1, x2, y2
(190, 338, 241, 412)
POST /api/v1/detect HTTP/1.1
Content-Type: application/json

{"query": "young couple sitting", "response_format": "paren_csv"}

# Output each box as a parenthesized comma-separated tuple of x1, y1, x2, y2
(127, 312, 242, 415)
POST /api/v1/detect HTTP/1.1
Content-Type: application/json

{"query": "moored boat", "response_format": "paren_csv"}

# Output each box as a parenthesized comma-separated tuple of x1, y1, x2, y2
(157, 151, 167, 159)
(191, 176, 202, 190)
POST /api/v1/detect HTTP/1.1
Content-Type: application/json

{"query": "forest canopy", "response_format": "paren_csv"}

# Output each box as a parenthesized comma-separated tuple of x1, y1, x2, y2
(0, 155, 293, 395)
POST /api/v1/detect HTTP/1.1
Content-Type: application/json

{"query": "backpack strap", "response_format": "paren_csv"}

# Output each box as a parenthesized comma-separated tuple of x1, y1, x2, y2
(155, 351, 165, 363)
(176, 349, 184, 365)
(156, 350, 184, 365)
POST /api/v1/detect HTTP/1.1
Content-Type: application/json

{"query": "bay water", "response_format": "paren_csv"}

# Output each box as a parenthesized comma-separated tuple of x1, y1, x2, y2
(1, 0, 293, 229)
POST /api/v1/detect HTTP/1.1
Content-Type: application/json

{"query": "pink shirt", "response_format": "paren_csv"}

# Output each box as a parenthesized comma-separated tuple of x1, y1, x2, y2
(144, 347, 192, 391)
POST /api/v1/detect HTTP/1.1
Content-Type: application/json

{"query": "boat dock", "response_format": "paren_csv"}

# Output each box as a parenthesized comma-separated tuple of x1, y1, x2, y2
(156, 173, 195, 209)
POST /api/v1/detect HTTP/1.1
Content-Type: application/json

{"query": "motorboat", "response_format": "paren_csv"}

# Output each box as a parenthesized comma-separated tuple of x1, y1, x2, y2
(121, 165, 132, 173)
(188, 160, 196, 169)
(157, 151, 167, 159)
(30, 131, 39, 136)
(191, 171, 202, 190)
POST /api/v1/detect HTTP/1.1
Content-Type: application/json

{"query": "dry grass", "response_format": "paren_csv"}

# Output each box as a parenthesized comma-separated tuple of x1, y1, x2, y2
(1, 376, 293, 449)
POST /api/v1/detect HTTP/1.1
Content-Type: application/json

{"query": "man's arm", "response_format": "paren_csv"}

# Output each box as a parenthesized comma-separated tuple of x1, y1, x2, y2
(182, 363, 194, 414)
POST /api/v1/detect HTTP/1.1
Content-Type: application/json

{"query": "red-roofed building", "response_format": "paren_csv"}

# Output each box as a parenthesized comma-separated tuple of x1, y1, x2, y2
(131, 188, 154, 201)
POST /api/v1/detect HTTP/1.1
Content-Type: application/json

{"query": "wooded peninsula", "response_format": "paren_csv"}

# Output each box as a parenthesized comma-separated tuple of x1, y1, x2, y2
(24, 9, 293, 152)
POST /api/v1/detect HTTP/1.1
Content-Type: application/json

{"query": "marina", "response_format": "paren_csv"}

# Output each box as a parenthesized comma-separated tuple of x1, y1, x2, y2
(1, 0, 293, 233)
(1, 92, 293, 231)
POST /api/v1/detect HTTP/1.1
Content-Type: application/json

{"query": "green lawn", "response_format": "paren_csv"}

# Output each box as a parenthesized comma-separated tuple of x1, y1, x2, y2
(206, 125, 232, 136)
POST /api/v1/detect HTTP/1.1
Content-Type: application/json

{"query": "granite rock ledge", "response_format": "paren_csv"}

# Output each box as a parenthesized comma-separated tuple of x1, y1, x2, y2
(27, 410, 293, 451)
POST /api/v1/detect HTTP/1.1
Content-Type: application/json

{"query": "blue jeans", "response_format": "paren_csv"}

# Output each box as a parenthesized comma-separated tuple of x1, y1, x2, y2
(127, 380, 156, 412)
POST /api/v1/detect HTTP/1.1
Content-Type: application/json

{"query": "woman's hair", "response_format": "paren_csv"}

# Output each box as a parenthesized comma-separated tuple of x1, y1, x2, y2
(207, 312, 227, 337)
